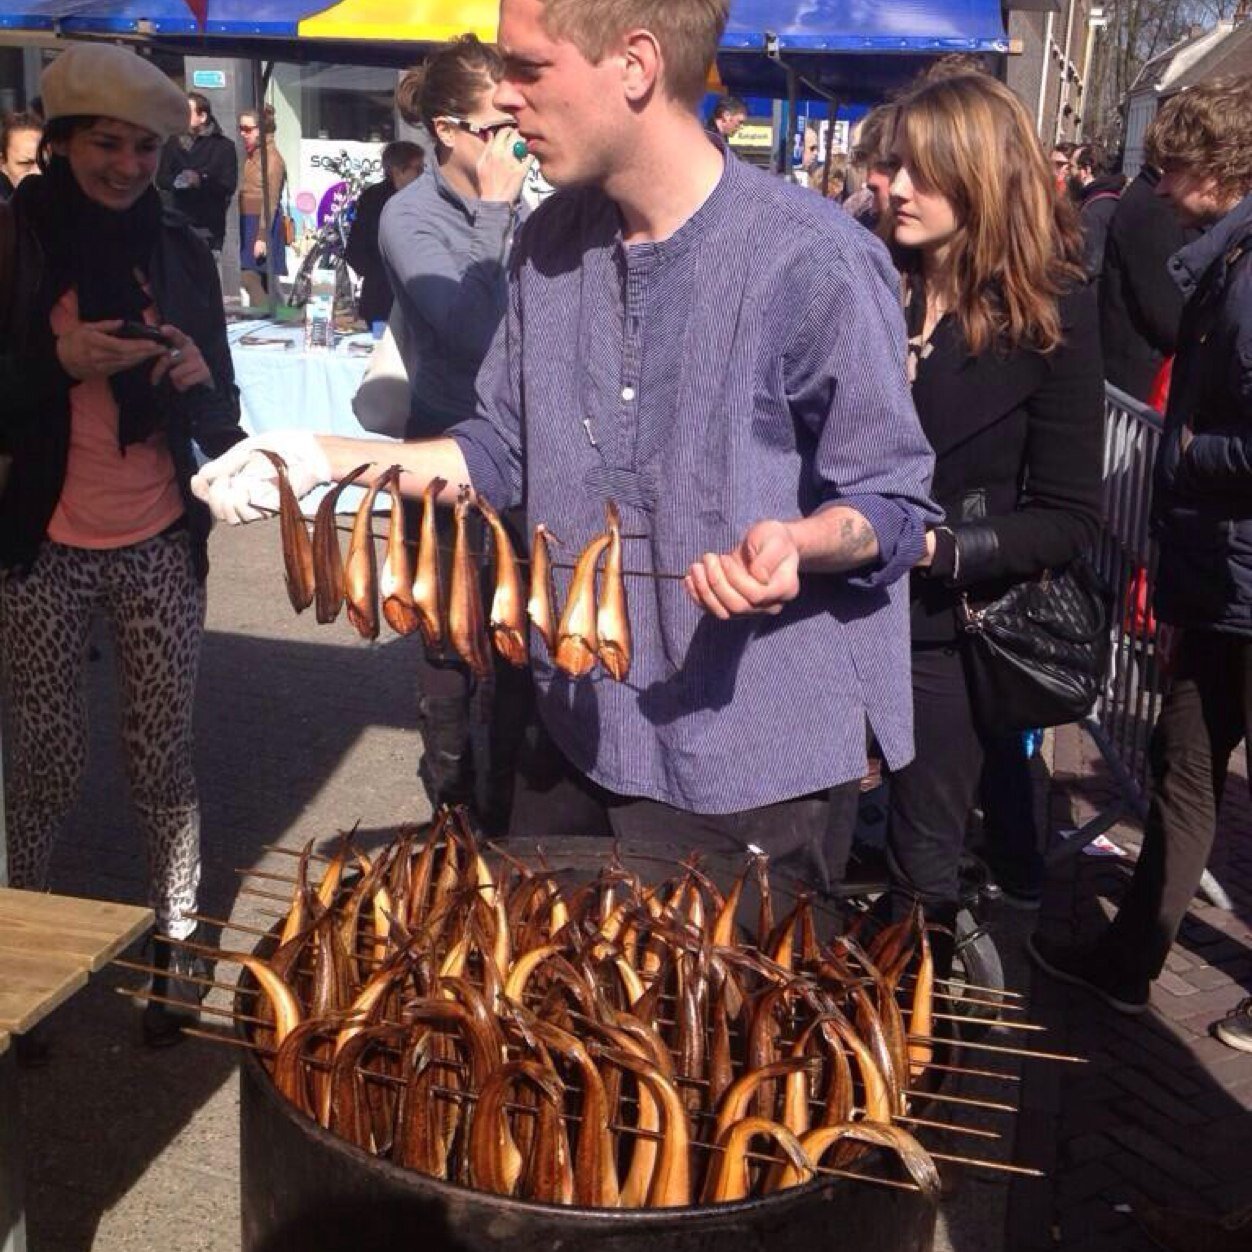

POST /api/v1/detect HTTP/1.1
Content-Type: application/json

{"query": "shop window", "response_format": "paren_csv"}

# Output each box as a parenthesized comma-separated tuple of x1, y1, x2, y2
(275, 63, 396, 143)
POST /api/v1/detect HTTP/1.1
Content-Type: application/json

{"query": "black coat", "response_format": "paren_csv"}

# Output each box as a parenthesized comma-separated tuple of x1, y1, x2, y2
(909, 284, 1106, 642)
(156, 122, 239, 250)
(1099, 167, 1195, 402)
(0, 181, 245, 579)
(1152, 193, 1252, 635)
(1078, 174, 1124, 283)
(344, 178, 397, 326)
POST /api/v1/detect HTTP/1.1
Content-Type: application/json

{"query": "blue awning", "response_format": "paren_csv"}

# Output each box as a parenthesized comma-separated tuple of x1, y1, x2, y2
(0, 0, 315, 35)
(723, 0, 1008, 54)
(2, 0, 1008, 48)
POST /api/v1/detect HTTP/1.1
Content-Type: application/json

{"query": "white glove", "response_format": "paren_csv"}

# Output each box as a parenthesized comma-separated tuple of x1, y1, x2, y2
(191, 430, 333, 526)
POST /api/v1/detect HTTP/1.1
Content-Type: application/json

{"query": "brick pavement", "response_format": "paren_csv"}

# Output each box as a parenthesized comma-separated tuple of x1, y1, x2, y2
(1006, 726, 1252, 1252)
(11, 520, 1252, 1250)
(14, 521, 429, 1251)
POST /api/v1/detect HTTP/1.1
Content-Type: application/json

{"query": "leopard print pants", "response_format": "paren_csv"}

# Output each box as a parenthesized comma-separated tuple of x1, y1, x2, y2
(0, 529, 206, 939)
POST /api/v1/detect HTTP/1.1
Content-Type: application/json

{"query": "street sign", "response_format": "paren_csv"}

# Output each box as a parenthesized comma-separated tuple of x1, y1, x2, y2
(191, 69, 226, 90)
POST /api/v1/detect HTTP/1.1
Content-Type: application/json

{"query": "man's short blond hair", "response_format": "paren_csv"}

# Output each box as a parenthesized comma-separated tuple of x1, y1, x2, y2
(1146, 75, 1252, 200)
(540, 0, 730, 107)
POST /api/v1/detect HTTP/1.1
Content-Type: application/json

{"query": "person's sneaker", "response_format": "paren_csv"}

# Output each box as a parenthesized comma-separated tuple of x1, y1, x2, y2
(985, 877, 1043, 911)
(998, 886, 1043, 911)
(142, 933, 210, 1048)
(1213, 999, 1252, 1053)
(1026, 932, 1150, 1015)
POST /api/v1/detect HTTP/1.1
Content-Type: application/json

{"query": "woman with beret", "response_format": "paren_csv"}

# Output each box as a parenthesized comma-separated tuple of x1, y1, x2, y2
(0, 44, 246, 1051)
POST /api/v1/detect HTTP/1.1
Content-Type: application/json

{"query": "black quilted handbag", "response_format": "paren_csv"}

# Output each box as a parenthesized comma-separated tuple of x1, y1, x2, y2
(958, 556, 1113, 734)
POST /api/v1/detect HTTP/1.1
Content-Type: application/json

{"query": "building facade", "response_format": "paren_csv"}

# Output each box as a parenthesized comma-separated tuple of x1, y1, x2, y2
(1003, 0, 1106, 144)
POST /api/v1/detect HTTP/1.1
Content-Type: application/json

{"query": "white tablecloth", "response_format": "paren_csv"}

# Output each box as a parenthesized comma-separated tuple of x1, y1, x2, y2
(227, 319, 392, 513)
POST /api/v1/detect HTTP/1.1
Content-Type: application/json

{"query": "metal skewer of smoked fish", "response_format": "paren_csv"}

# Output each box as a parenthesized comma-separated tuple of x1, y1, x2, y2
(221, 810, 946, 1209)
(265, 459, 632, 681)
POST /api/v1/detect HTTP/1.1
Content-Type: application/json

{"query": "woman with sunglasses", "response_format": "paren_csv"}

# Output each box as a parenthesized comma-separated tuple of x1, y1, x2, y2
(382, 35, 531, 826)
(237, 104, 287, 306)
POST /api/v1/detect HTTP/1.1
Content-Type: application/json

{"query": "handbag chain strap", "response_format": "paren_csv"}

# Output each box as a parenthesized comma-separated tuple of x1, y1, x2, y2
(959, 569, 1057, 634)
(957, 592, 982, 632)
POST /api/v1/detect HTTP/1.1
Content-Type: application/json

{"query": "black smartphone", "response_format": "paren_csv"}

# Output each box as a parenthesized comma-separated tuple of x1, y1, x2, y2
(114, 321, 173, 348)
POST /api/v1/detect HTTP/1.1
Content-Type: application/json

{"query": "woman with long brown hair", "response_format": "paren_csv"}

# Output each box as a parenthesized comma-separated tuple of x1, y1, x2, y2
(883, 73, 1104, 963)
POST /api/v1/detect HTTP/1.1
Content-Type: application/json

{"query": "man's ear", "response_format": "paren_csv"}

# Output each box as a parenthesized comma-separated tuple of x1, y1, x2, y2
(621, 28, 662, 103)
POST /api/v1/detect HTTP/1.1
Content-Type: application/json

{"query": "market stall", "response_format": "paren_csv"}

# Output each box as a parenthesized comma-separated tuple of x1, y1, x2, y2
(228, 318, 373, 441)
(0, 11, 1041, 1252)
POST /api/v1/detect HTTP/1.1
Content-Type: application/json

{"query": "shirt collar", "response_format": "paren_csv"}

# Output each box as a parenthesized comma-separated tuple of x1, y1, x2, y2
(1169, 191, 1252, 297)
(432, 162, 480, 224)
(618, 139, 736, 266)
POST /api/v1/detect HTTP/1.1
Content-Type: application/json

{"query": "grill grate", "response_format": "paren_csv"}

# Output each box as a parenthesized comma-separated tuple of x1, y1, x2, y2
(126, 810, 1069, 1208)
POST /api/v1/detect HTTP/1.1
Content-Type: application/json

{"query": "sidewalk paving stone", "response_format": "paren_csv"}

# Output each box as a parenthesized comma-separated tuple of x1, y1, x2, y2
(1006, 714, 1252, 1252)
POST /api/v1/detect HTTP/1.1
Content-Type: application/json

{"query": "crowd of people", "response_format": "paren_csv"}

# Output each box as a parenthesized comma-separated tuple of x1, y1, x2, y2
(1, 8, 1251, 1202)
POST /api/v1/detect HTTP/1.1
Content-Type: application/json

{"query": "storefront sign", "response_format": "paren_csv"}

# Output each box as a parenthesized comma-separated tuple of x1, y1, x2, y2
(729, 123, 773, 150)
(190, 69, 226, 90)
(317, 181, 353, 228)
(297, 139, 385, 228)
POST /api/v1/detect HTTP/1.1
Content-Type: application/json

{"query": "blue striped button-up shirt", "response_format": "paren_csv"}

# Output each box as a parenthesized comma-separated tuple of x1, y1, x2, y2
(452, 152, 940, 814)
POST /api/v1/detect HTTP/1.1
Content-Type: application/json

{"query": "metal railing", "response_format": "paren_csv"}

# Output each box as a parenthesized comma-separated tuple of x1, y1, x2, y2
(1047, 383, 1232, 910)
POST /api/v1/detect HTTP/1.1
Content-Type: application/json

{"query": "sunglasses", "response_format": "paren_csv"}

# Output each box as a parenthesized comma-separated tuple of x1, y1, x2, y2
(439, 115, 515, 140)
(239, 124, 258, 134)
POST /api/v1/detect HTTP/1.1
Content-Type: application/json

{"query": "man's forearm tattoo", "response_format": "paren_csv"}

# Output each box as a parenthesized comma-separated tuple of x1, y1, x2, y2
(837, 511, 878, 562)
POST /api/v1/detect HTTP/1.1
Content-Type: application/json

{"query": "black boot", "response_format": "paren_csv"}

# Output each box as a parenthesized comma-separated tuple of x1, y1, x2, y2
(417, 694, 475, 809)
(142, 932, 210, 1048)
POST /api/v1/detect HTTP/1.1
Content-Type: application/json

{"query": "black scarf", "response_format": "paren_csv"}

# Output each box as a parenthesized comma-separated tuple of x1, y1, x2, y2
(31, 157, 168, 449)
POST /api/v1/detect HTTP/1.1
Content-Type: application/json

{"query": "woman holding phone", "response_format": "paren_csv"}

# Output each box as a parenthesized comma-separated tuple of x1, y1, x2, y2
(0, 44, 246, 1052)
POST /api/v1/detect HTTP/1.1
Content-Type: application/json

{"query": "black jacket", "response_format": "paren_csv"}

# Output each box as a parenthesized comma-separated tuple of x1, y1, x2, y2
(1078, 174, 1124, 283)
(910, 284, 1106, 642)
(0, 172, 14, 203)
(156, 122, 239, 250)
(344, 178, 397, 326)
(0, 183, 245, 580)
(1099, 167, 1195, 402)
(1152, 192, 1252, 635)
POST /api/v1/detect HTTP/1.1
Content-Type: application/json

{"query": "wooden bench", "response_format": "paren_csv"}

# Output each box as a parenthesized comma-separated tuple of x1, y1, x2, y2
(0, 887, 152, 1252)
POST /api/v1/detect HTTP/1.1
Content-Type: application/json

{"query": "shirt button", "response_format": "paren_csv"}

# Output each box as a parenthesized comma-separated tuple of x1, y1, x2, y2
(621, 386, 637, 402)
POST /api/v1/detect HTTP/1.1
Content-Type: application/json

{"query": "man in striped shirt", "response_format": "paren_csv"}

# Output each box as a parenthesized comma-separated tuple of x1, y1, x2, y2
(193, 0, 939, 885)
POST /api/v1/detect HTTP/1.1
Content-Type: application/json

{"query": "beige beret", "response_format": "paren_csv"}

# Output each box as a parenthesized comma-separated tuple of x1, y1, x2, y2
(42, 44, 188, 142)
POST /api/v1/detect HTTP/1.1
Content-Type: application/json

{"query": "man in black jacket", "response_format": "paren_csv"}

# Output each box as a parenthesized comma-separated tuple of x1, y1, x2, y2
(344, 140, 424, 327)
(1072, 143, 1123, 283)
(156, 92, 238, 253)
(1030, 78, 1252, 1051)
(1099, 163, 1194, 402)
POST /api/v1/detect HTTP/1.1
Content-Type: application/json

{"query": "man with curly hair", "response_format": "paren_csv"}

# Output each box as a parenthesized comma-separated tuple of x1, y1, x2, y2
(1030, 76, 1252, 1051)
